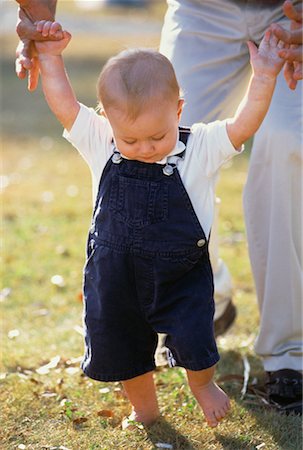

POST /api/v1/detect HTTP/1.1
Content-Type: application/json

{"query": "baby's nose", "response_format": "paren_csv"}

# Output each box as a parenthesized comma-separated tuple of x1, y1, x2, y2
(140, 141, 154, 156)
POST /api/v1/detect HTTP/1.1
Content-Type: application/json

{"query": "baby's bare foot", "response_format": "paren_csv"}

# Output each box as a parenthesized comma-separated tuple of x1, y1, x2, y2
(121, 410, 159, 430)
(197, 381, 230, 427)
(121, 412, 143, 431)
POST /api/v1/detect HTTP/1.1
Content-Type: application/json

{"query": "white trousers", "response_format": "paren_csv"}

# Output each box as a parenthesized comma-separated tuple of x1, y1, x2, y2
(160, 0, 302, 371)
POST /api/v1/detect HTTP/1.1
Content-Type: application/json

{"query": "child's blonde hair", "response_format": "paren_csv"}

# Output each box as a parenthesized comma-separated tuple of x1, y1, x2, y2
(97, 48, 181, 121)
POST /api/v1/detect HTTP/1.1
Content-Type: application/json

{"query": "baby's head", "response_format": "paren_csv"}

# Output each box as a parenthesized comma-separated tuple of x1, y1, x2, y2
(97, 49, 184, 163)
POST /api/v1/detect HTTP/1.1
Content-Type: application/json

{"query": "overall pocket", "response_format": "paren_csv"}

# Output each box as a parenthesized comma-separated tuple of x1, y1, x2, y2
(109, 175, 169, 228)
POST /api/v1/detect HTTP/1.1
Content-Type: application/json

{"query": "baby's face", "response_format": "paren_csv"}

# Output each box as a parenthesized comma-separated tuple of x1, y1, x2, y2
(106, 99, 184, 163)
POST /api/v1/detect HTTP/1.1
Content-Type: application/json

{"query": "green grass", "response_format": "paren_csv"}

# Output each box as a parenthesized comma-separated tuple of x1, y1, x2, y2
(1, 11, 302, 450)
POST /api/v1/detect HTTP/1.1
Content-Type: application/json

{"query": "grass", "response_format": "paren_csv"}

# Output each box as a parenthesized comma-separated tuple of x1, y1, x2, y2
(1, 6, 302, 450)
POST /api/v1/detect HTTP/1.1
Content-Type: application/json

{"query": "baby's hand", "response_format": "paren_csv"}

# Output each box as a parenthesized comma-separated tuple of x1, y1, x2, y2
(247, 29, 285, 80)
(35, 20, 71, 56)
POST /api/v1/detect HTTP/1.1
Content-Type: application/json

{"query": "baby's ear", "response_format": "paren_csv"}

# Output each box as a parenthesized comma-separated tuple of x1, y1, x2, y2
(96, 104, 107, 118)
(177, 98, 184, 120)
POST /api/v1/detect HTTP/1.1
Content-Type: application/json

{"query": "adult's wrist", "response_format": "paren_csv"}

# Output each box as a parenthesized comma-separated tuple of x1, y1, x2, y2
(16, 0, 57, 21)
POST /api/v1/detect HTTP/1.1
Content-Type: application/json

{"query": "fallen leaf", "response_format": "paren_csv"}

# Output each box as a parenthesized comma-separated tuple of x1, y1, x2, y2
(41, 391, 57, 398)
(0, 287, 11, 302)
(29, 377, 41, 385)
(65, 367, 79, 375)
(66, 356, 82, 366)
(97, 409, 114, 418)
(72, 417, 88, 429)
(56, 378, 64, 389)
(73, 417, 88, 424)
(155, 443, 173, 449)
(99, 387, 110, 394)
(51, 275, 65, 288)
(8, 329, 20, 339)
(36, 355, 61, 375)
(241, 355, 251, 399)
(42, 447, 71, 450)
(17, 373, 28, 380)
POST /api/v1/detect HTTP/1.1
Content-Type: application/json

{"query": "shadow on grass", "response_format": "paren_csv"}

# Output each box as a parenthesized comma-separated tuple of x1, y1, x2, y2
(214, 433, 256, 450)
(145, 417, 196, 450)
(217, 349, 302, 450)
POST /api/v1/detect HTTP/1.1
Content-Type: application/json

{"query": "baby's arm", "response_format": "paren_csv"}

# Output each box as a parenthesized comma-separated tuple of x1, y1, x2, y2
(227, 29, 285, 149)
(35, 21, 80, 131)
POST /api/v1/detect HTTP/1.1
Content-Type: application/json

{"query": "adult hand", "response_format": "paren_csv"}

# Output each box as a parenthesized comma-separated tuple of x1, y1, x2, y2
(15, 0, 61, 91)
(271, 0, 302, 89)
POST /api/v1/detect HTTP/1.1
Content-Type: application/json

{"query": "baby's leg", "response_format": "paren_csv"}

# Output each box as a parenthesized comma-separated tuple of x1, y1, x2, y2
(186, 365, 230, 427)
(122, 371, 160, 428)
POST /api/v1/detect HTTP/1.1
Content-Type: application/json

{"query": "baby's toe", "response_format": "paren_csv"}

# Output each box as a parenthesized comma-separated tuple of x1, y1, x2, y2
(206, 411, 218, 428)
(214, 408, 226, 421)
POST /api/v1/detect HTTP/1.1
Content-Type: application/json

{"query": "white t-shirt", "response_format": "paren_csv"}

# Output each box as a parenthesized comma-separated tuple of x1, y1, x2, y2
(63, 103, 242, 237)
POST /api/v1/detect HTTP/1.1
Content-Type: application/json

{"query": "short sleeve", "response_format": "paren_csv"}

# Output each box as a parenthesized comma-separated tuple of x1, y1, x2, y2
(63, 103, 114, 178)
(190, 119, 244, 177)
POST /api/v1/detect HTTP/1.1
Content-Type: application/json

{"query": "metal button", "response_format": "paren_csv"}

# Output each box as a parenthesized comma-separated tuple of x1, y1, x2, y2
(112, 153, 122, 164)
(197, 239, 206, 247)
(163, 164, 174, 176)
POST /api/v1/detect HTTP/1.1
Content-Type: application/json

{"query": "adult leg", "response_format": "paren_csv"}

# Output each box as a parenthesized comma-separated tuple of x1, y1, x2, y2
(244, 69, 303, 373)
(122, 371, 160, 428)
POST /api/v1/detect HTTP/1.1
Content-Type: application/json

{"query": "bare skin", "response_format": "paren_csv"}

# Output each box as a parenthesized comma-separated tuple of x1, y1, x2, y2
(121, 366, 230, 429)
(271, 0, 303, 89)
(15, 0, 61, 90)
(186, 366, 230, 428)
(122, 372, 160, 429)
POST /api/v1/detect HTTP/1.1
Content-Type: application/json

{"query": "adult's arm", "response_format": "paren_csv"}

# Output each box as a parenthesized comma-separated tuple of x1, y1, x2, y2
(15, 0, 62, 91)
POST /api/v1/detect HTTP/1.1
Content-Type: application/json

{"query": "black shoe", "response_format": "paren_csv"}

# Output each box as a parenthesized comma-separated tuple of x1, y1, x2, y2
(265, 369, 302, 415)
(214, 300, 237, 337)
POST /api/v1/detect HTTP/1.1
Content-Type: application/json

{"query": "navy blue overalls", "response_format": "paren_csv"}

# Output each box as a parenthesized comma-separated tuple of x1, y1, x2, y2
(81, 128, 219, 382)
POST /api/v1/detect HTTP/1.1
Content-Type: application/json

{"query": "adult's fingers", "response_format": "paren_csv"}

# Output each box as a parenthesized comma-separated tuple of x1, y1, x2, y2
(17, 8, 63, 41)
(15, 39, 40, 91)
(293, 61, 303, 80)
(279, 46, 303, 62)
(15, 39, 32, 78)
(28, 57, 40, 92)
(15, 56, 27, 79)
(283, 61, 298, 89)
(271, 24, 302, 45)
(283, 0, 303, 23)
(17, 20, 63, 41)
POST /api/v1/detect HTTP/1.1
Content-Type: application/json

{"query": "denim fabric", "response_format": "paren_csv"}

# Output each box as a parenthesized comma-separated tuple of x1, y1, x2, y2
(81, 131, 219, 381)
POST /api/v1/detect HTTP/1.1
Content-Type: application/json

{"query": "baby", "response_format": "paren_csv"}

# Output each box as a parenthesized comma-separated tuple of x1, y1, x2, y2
(33, 20, 284, 428)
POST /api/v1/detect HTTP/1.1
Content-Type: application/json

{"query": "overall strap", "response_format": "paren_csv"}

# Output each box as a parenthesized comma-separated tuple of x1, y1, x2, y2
(178, 126, 191, 146)
(162, 126, 191, 176)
